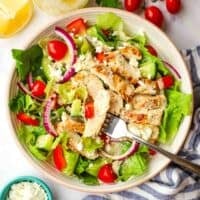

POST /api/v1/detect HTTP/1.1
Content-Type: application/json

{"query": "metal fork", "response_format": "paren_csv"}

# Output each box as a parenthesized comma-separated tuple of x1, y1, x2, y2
(102, 113, 200, 176)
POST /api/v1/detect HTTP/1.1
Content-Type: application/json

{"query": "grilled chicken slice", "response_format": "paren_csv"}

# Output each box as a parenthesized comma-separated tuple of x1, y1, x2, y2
(132, 94, 166, 110)
(135, 79, 159, 95)
(68, 133, 99, 159)
(119, 46, 142, 60)
(56, 118, 85, 134)
(91, 65, 135, 102)
(109, 91, 123, 115)
(83, 89, 110, 137)
(121, 108, 164, 126)
(102, 51, 141, 84)
(128, 122, 159, 142)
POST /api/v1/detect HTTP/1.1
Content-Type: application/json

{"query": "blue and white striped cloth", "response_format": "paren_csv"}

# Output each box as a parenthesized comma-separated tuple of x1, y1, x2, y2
(83, 47, 200, 200)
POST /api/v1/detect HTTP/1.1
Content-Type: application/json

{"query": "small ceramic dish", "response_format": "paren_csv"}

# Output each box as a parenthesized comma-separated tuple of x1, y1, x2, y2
(0, 176, 53, 200)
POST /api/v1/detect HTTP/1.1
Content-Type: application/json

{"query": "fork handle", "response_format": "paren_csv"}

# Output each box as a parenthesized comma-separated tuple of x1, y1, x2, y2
(129, 135, 200, 176)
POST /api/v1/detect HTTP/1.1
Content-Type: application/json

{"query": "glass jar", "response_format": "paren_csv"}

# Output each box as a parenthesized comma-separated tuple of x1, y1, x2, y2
(34, 0, 89, 16)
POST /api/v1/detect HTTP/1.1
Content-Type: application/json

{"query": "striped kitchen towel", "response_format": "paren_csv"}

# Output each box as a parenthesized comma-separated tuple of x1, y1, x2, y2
(83, 47, 200, 200)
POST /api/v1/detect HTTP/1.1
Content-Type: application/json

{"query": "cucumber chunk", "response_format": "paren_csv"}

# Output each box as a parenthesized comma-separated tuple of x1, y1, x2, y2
(71, 99, 82, 117)
(36, 134, 54, 151)
(140, 62, 156, 79)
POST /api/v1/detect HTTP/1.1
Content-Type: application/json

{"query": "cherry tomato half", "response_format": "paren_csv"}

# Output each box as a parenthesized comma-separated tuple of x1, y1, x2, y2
(95, 52, 105, 63)
(53, 144, 67, 171)
(124, 0, 142, 12)
(146, 45, 158, 56)
(17, 112, 39, 126)
(85, 102, 94, 119)
(66, 18, 87, 35)
(47, 40, 68, 61)
(149, 149, 157, 156)
(31, 80, 46, 97)
(166, 0, 181, 14)
(145, 6, 164, 28)
(98, 164, 117, 183)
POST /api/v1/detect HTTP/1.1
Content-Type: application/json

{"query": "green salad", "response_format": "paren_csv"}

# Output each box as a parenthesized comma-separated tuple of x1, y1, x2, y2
(9, 13, 192, 185)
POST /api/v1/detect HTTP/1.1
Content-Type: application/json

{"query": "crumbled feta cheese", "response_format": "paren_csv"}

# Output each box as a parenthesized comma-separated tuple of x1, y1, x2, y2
(129, 56, 139, 67)
(73, 53, 96, 71)
(7, 182, 48, 200)
(77, 141, 83, 151)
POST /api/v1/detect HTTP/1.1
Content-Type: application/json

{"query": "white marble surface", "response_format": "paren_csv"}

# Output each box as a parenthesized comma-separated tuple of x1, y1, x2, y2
(0, 0, 200, 199)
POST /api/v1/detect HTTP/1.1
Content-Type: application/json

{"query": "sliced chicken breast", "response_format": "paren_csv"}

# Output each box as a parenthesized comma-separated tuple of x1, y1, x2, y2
(109, 91, 123, 115)
(91, 65, 135, 102)
(121, 108, 164, 126)
(135, 79, 159, 95)
(83, 89, 110, 137)
(132, 94, 166, 110)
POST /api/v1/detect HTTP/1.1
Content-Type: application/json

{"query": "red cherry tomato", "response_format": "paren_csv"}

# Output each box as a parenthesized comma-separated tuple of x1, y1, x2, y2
(47, 40, 68, 61)
(145, 6, 164, 28)
(95, 52, 105, 63)
(158, 75, 174, 89)
(66, 18, 87, 35)
(166, 0, 181, 14)
(124, 0, 142, 12)
(53, 144, 67, 171)
(85, 102, 94, 119)
(17, 112, 39, 126)
(149, 149, 157, 156)
(146, 45, 158, 56)
(98, 164, 117, 183)
(31, 80, 46, 97)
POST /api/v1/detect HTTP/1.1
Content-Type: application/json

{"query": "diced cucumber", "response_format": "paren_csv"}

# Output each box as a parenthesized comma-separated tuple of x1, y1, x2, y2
(70, 99, 82, 117)
(63, 151, 79, 175)
(80, 39, 92, 54)
(140, 62, 156, 79)
(42, 56, 51, 80)
(35, 134, 54, 151)
(75, 86, 88, 101)
(85, 158, 109, 177)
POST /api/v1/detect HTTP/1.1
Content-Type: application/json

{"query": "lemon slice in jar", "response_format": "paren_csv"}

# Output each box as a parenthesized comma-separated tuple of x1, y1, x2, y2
(0, 0, 33, 38)
(34, 0, 89, 16)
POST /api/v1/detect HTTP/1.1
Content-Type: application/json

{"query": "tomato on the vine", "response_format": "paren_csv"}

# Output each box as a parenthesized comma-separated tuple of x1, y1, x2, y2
(145, 6, 164, 28)
(124, 0, 142, 12)
(166, 0, 181, 14)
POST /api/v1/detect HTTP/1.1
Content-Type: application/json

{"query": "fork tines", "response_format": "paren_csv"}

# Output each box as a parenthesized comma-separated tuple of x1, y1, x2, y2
(101, 112, 114, 133)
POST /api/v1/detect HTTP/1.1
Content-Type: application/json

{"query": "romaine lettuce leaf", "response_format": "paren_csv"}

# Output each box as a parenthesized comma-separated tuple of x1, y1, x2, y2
(12, 45, 43, 81)
(82, 137, 103, 153)
(75, 157, 89, 175)
(159, 89, 192, 143)
(119, 152, 148, 181)
(79, 172, 99, 185)
(96, 12, 123, 31)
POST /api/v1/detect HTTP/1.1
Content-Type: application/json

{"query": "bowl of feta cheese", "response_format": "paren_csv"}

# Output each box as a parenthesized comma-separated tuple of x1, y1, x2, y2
(0, 176, 53, 200)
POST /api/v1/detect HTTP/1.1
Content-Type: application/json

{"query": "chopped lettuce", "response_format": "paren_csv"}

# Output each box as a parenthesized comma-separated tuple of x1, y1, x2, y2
(129, 34, 148, 46)
(79, 172, 99, 185)
(96, 12, 123, 31)
(82, 137, 103, 153)
(18, 125, 50, 160)
(119, 152, 148, 181)
(75, 157, 89, 175)
(9, 93, 39, 114)
(12, 45, 43, 81)
(159, 89, 192, 143)
(85, 158, 109, 177)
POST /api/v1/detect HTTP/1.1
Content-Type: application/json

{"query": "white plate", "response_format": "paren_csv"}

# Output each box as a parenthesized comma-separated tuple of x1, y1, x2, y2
(8, 7, 193, 193)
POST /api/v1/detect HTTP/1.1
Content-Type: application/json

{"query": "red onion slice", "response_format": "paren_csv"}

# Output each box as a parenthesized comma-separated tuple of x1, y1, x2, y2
(55, 27, 77, 83)
(59, 67, 76, 84)
(163, 61, 181, 79)
(17, 82, 43, 102)
(55, 26, 77, 65)
(43, 95, 58, 137)
(100, 140, 139, 160)
(27, 72, 34, 90)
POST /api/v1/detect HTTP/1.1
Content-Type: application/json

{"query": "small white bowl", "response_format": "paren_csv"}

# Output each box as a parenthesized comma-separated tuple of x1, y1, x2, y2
(8, 7, 193, 193)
